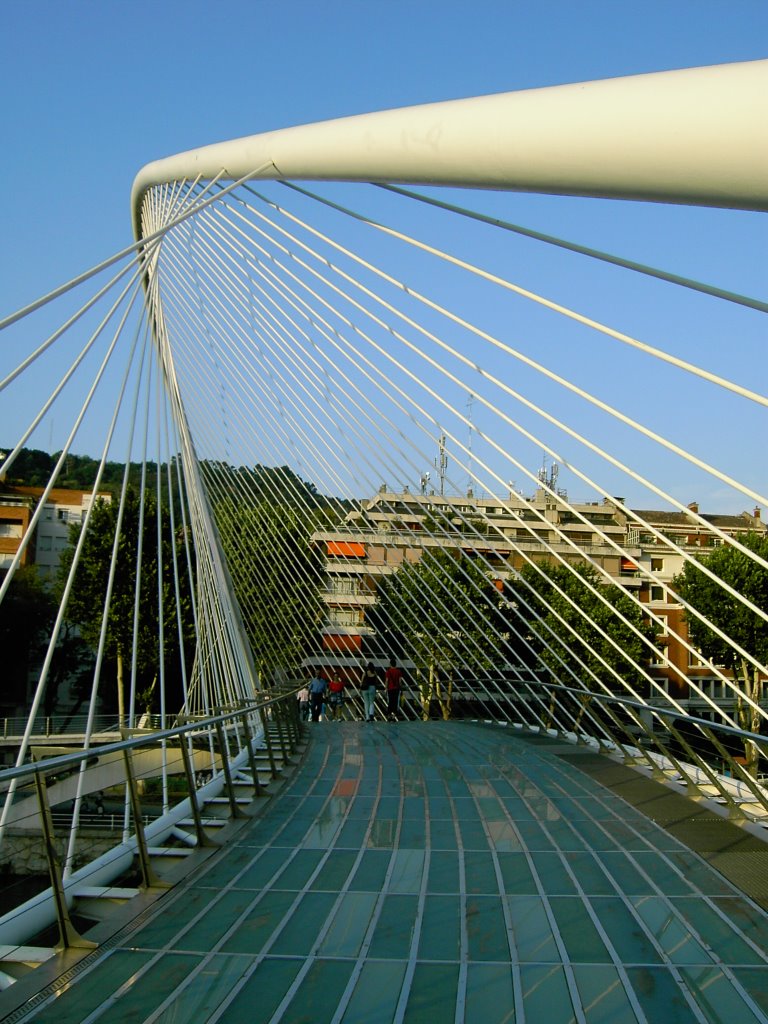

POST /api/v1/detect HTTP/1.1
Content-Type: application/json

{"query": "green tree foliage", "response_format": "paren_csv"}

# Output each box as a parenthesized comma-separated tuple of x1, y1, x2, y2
(58, 490, 196, 721)
(213, 498, 325, 683)
(373, 548, 507, 719)
(673, 533, 768, 773)
(0, 566, 56, 709)
(514, 560, 657, 726)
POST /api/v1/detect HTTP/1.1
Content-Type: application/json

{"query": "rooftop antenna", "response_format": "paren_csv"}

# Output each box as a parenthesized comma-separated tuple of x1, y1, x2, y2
(466, 394, 474, 498)
(435, 432, 448, 496)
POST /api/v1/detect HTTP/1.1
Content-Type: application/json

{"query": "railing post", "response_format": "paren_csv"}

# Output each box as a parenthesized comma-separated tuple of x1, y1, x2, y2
(257, 695, 279, 780)
(121, 742, 170, 890)
(33, 770, 96, 953)
(177, 722, 218, 847)
(214, 716, 247, 819)
(239, 710, 264, 797)
(271, 698, 292, 765)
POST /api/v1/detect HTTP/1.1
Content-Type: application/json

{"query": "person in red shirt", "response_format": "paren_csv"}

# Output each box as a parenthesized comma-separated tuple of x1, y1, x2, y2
(326, 672, 346, 720)
(384, 657, 403, 721)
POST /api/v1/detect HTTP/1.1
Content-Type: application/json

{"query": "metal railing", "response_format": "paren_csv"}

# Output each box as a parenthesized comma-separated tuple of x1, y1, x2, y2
(0, 688, 304, 956)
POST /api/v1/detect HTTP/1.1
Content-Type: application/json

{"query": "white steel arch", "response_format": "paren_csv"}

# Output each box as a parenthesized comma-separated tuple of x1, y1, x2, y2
(132, 58, 768, 240)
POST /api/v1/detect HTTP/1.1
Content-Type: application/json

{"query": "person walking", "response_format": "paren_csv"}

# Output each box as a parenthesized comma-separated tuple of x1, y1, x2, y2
(360, 662, 379, 721)
(297, 684, 310, 721)
(308, 668, 327, 722)
(385, 656, 403, 721)
(326, 672, 346, 720)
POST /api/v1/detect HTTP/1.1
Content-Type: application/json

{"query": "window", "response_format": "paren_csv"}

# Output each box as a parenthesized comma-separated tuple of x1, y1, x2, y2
(651, 557, 664, 572)
(650, 585, 664, 602)
(0, 522, 22, 538)
(649, 646, 668, 667)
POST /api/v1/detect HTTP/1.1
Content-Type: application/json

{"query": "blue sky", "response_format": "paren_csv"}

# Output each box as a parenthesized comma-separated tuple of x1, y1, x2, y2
(0, 2, 766, 511)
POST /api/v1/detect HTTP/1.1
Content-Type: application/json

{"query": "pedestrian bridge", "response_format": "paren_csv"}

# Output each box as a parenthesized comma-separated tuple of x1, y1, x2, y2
(4, 721, 768, 1023)
(1, 57, 768, 1022)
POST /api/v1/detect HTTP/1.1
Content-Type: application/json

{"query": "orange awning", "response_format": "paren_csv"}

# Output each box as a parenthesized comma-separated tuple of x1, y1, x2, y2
(327, 541, 366, 558)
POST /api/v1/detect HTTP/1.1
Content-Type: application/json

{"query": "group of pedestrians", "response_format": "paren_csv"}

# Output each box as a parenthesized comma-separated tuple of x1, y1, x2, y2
(297, 658, 404, 722)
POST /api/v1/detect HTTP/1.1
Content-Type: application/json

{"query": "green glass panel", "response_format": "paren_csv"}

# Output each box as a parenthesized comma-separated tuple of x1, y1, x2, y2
(309, 849, 357, 890)
(549, 898, 612, 963)
(220, 888, 297, 953)
(572, 965, 640, 1023)
(672, 897, 765, 965)
(427, 850, 460, 893)
(464, 850, 500, 894)
(206, 960, 303, 1022)
(368, 894, 419, 959)
(40, 952, 202, 1024)
(486, 821, 523, 852)
(377, 796, 401, 817)
(680, 965, 766, 1023)
(271, 848, 325, 890)
(665, 852, 737, 894)
(712, 897, 768, 956)
(402, 962, 459, 1023)
(270, 891, 338, 955)
(166, 890, 258, 952)
(337, 818, 370, 846)
(403, 796, 426, 819)
(531, 853, 577, 895)
(465, 963, 516, 1023)
(521, 965, 576, 1023)
(24, 950, 154, 1024)
(368, 818, 398, 848)
(235, 846, 302, 888)
(133, 888, 214, 947)
(350, 850, 393, 891)
(466, 896, 511, 962)
(632, 852, 695, 895)
(389, 848, 426, 893)
(515, 820, 555, 851)
(153, 954, 254, 1023)
(598, 853, 655, 895)
(419, 894, 461, 961)
(497, 853, 537, 895)
(625, 967, 702, 1023)
(630, 897, 710, 964)
(283, 958, 355, 1024)
(428, 796, 453, 818)
(319, 891, 378, 957)
(507, 895, 560, 962)
(430, 819, 459, 850)
(732, 968, 768, 1018)
(341, 962, 408, 1023)
(590, 897, 662, 964)
(564, 852, 613, 895)
(399, 816, 427, 847)
(459, 818, 490, 850)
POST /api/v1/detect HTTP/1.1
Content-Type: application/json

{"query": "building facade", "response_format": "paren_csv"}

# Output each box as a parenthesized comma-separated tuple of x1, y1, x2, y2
(312, 486, 766, 711)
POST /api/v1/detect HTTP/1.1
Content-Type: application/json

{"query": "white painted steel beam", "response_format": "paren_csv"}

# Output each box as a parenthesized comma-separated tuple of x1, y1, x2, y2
(132, 58, 768, 238)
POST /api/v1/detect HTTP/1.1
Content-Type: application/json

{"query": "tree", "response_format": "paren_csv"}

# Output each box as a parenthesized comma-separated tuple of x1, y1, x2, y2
(673, 533, 768, 775)
(514, 560, 657, 728)
(213, 498, 325, 683)
(58, 490, 196, 723)
(373, 548, 508, 719)
(0, 566, 56, 709)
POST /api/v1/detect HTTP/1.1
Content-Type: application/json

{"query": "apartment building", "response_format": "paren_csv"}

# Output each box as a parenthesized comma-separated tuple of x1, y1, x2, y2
(312, 486, 766, 706)
(0, 485, 111, 578)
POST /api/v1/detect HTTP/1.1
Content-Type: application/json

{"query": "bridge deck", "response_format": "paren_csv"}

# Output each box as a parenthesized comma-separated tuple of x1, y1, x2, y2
(6, 722, 768, 1023)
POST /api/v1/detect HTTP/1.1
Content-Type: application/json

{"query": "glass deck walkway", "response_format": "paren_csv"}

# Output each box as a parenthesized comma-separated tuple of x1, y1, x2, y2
(5, 721, 768, 1023)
